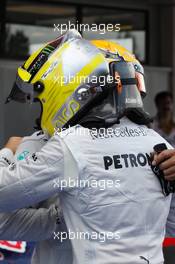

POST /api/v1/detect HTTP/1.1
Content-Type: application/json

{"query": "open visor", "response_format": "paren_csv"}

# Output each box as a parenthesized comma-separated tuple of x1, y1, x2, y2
(110, 61, 145, 119)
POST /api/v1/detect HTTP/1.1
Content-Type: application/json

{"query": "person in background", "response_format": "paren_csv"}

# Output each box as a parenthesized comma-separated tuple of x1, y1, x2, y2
(152, 91, 175, 147)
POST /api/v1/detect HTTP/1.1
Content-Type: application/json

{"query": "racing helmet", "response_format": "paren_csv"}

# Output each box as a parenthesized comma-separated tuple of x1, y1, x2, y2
(6, 30, 151, 136)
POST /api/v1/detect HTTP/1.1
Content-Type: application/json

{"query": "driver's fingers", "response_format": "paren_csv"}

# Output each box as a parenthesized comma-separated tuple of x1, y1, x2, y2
(165, 173, 175, 181)
(152, 149, 175, 166)
(164, 165, 175, 177)
(159, 157, 175, 171)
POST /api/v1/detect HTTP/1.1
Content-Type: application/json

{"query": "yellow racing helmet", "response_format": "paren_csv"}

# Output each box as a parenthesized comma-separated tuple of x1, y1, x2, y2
(7, 30, 150, 136)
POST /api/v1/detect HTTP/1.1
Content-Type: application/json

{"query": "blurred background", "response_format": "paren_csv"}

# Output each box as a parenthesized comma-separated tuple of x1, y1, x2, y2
(0, 0, 175, 263)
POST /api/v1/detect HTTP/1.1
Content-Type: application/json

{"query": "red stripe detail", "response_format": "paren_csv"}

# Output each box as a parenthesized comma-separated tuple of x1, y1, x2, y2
(163, 238, 175, 247)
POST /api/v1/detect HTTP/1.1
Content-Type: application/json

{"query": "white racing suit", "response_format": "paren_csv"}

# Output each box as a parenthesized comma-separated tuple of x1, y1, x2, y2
(0, 117, 174, 264)
(0, 131, 72, 264)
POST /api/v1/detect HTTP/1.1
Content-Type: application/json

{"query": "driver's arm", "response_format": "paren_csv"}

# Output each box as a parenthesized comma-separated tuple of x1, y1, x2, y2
(0, 136, 61, 241)
(0, 135, 65, 212)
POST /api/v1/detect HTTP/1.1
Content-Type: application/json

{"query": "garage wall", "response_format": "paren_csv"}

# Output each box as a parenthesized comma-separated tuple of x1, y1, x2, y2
(0, 60, 40, 147)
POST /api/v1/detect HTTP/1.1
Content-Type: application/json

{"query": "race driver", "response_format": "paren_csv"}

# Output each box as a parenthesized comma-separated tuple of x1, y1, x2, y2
(0, 29, 174, 264)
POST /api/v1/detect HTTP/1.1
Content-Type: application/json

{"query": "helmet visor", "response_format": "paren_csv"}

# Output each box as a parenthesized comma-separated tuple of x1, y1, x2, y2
(6, 74, 34, 104)
(110, 61, 144, 118)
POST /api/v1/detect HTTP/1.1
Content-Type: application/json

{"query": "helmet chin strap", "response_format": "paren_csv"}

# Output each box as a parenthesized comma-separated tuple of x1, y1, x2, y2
(79, 115, 120, 129)
(126, 108, 153, 125)
(79, 110, 152, 129)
